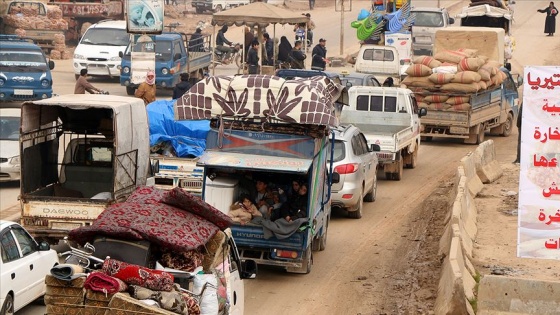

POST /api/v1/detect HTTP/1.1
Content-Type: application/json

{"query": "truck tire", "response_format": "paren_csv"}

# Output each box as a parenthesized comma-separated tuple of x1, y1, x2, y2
(405, 150, 417, 169)
(348, 188, 363, 219)
(195, 7, 203, 14)
(286, 246, 312, 274)
(364, 174, 377, 202)
(126, 86, 136, 96)
(312, 220, 328, 251)
(393, 154, 404, 181)
(464, 123, 484, 144)
(214, 5, 223, 12)
(501, 113, 514, 137)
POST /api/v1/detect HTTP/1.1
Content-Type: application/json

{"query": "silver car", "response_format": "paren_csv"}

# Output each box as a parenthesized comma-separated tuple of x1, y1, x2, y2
(0, 108, 21, 182)
(330, 124, 379, 219)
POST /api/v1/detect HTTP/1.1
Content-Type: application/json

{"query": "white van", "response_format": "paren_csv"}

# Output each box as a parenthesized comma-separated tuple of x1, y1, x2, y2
(72, 20, 129, 79)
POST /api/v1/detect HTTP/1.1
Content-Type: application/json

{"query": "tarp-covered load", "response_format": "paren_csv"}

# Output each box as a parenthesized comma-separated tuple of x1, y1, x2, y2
(175, 75, 344, 128)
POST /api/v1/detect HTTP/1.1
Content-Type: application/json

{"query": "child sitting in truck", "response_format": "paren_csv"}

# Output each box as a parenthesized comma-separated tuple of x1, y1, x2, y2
(280, 183, 308, 222)
(229, 193, 262, 225)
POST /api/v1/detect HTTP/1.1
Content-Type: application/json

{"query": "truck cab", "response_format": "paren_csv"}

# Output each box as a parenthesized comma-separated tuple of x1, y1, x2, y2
(0, 35, 54, 101)
(355, 44, 406, 85)
(410, 7, 454, 56)
(19, 94, 150, 242)
(120, 32, 212, 96)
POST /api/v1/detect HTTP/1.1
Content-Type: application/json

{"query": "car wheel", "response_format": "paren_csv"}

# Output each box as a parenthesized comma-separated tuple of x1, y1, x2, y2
(501, 113, 514, 137)
(1, 294, 14, 315)
(126, 86, 136, 96)
(348, 188, 363, 219)
(364, 178, 375, 202)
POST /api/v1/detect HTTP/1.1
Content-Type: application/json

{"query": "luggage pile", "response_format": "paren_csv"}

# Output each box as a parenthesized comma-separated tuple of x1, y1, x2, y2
(401, 49, 507, 112)
(45, 186, 236, 315)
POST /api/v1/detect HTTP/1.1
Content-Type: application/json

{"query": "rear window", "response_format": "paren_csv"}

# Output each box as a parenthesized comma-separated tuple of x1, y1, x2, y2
(412, 12, 444, 27)
(328, 140, 345, 163)
(81, 27, 129, 46)
(362, 49, 394, 62)
(356, 95, 398, 112)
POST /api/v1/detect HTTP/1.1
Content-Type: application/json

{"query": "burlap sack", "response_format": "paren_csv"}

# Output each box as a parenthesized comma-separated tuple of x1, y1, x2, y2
(491, 71, 506, 86)
(424, 94, 449, 103)
(47, 5, 63, 19)
(54, 33, 65, 44)
(450, 71, 482, 84)
(446, 96, 471, 105)
(478, 67, 492, 81)
(14, 28, 26, 37)
(405, 64, 432, 77)
(49, 50, 61, 60)
(434, 50, 468, 64)
(478, 80, 488, 90)
(402, 76, 435, 89)
(457, 57, 485, 72)
(427, 103, 452, 111)
(418, 102, 429, 109)
(412, 55, 442, 68)
(453, 103, 472, 111)
(456, 48, 478, 58)
(485, 60, 503, 68)
(428, 73, 454, 85)
(441, 82, 480, 93)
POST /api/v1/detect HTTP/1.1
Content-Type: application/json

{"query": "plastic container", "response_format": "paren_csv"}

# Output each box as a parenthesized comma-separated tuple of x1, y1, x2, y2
(204, 177, 239, 215)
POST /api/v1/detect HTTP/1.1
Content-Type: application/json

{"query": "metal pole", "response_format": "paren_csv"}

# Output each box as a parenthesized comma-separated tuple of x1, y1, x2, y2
(340, 0, 344, 55)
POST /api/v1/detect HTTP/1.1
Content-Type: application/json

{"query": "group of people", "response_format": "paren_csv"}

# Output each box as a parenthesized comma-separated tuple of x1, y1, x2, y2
(228, 178, 309, 225)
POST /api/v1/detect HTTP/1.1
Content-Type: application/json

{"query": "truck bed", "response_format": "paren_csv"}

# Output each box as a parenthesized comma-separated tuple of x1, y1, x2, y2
(187, 51, 212, 73)
(231, 224, 306, 250)
(352, 123, 409, 136)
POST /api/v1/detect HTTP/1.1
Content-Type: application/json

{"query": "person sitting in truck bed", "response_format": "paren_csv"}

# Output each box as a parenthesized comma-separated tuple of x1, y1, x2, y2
(254, 179, 275, 219)
(228, 193, 262, 225)
(279, 182, 308, 222)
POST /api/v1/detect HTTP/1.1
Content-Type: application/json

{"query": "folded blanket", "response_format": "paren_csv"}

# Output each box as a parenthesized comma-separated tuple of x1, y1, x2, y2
(128, 285, 188, 315)
(84, 271, 128, 294)
(102, 258, 174, 292)
(254, 217, 309, 239)
(50, 264, 86, 281)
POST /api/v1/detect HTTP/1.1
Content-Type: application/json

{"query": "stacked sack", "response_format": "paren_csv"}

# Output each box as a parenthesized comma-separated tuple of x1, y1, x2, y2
(50, 33, 72, 60)
(3, 4, 68, 31)
(402, 49, 507, 112)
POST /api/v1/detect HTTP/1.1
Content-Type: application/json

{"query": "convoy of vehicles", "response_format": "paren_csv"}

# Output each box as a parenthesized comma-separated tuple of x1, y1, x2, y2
(340, 86, 427, 181)
(19, 94, 151, 243)
(192, 0, 251, 14)
(72, 20, 129, 79)
(0, 35, 55, 102)
(0, 220, 58, 315)
(410, 6, 454, 56)
(119, 32, 212, 95)
(330, 124, 379, 219)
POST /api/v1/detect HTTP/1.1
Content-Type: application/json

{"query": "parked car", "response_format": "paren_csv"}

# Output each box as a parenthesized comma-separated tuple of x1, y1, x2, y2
(329, 124, 379, 219)
(339, 71, 381, 87)
(0, 108, 21, 182)
(0, 220, 59, 314)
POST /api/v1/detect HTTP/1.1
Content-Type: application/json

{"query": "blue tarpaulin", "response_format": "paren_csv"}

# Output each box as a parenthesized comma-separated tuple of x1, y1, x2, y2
(146, 100, 210, 158)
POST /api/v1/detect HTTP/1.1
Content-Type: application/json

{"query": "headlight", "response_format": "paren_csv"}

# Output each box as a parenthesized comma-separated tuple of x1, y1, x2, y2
(74, 54, 85, 60)
(161, 68, 169, 75)
(0, 79, 4, 86)
(123, 66, 130, 74)
(41, 79, 49, 87)
(9, 155, 20, 165)
(110, 56, 121, 61)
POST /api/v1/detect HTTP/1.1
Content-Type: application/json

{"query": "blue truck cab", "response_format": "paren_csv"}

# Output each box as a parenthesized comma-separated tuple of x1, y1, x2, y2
(0, 35, 55, 101)
(119, 32, 212, 95)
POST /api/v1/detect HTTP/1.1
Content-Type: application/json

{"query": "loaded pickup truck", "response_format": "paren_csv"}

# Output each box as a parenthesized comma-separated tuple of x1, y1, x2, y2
(340, 86, 427, 180)
(410, 6, 454, 56)
(120, 32, 212, 95)
(355, 44, 408, 85)
(19, 94, 151, 243)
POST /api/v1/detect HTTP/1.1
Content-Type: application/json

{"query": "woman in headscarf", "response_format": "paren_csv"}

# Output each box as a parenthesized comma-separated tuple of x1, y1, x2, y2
(277, 36, 293, 63)
(135, 70, 156, 105)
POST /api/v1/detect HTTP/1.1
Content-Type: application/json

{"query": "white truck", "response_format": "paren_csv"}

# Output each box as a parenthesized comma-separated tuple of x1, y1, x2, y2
(355, 44, 407, 85)
(339, 86, 427, 180)
(19, 94, 151, 243)
(410, 6, 455, 56)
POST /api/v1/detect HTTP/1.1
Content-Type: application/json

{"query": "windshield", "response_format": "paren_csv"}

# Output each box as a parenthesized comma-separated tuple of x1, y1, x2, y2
(0, 117, 20, 141)
(413, 12, 444, 27)
(0, 49, 47, 72)
(81, 28, 129, 46)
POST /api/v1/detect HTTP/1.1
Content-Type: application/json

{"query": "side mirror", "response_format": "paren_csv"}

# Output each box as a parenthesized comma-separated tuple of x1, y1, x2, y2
(119, 51, 123, 58)
(38, 241, 51, 251)
(505, 62, 512, 71)
(241, 259, 257, 279)
(419, 107, 428, 117)
(48, 60, 55, 70)
(331, 172, 340, 184)
(448, 17, 455, 24)
(370, 144, 381, 152)
(345, 81, 352, 88)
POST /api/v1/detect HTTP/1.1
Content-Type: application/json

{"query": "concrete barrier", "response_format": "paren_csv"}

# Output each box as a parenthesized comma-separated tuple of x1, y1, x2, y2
(460, 152, 484, 197)
(473, 140, 503, 183)
(477, 275, 560, 314)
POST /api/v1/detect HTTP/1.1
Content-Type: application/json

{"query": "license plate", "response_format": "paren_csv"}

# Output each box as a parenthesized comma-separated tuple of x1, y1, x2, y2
(14, 89, 34, 96)
(51, 222, 81, 231)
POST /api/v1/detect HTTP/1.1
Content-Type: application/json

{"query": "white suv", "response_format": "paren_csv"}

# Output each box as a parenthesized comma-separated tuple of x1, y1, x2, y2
(329, 125, 379, 219)
(73, 20, 129, 79)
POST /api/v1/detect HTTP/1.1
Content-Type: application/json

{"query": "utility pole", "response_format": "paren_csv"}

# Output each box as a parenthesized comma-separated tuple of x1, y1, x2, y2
(336, 0, 352, 56)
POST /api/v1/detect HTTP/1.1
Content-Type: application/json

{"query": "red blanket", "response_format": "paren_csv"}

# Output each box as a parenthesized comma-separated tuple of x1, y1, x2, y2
(84, 271, 128, 294)
(102, 259, 174, 292)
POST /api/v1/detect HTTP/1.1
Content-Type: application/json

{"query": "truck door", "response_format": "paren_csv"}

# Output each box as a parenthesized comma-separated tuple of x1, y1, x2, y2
(173, 39, 187, 74)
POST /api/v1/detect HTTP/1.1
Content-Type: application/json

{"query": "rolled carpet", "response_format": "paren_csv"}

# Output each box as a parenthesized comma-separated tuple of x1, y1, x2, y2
(84, 271, 128, 294)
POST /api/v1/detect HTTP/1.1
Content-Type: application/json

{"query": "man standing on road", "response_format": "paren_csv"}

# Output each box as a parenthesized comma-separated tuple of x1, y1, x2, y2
(290, 40, 306, 69)
(309, 0, 315, 10)
(247, 41, 260, 74)
(311, 38, 329, 71)
(74, 69, 102, 94)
